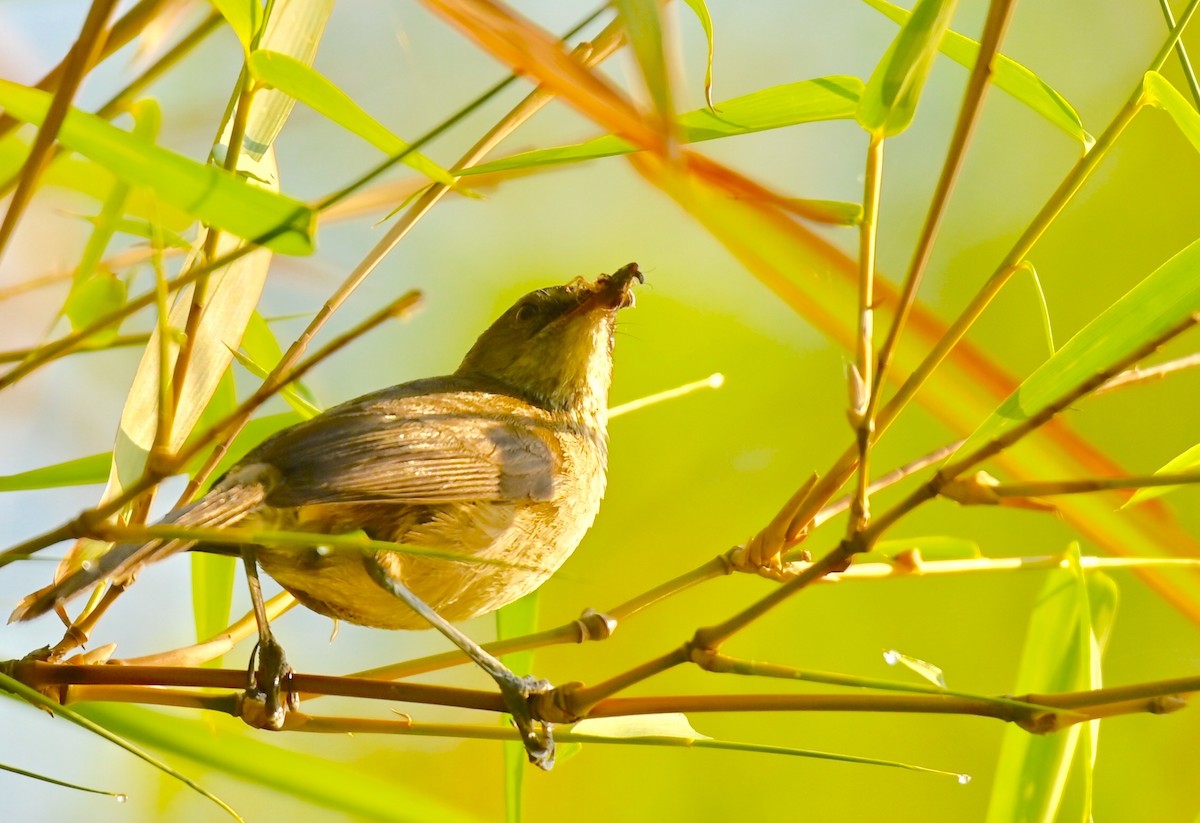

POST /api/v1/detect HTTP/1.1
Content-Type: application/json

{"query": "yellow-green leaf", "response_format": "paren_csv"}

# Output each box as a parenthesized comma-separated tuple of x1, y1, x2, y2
(1126, 442, 1200, 507)
(857, 0, 959, 137)
(246, 50, 457, 186)
(862, 0, 1092, 147)
(464, 76, 863, 176)
(0, 79, 315, 255)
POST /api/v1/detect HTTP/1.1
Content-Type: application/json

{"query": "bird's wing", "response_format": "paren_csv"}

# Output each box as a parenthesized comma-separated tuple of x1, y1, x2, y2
(252, 388, 562, 507)
(10, 481, 267, 622)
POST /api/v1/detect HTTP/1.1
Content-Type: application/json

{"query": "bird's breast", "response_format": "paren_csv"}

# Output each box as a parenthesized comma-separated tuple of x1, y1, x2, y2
(255, 420, 607, 630)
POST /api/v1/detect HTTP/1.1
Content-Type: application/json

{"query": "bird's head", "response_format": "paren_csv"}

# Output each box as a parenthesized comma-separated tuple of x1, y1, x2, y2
(456, 263, 643, 421)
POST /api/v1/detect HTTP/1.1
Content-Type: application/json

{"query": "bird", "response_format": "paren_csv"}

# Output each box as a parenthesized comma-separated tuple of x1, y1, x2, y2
(11, 262, 643, 768)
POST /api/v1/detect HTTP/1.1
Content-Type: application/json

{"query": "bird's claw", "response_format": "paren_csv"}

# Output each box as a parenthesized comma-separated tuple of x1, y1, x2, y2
(243, 637, 296, 730)
(498, 673, 556, 770)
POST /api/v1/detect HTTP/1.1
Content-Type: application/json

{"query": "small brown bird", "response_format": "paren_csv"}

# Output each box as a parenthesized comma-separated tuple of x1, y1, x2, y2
(13, 262, 642, 767)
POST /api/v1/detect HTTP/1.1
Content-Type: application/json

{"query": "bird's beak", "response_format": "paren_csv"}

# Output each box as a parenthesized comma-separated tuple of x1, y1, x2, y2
(592, 262, 644, 311)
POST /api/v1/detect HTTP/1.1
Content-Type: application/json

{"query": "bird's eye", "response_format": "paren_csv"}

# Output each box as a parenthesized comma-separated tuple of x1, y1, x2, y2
(514, 302, 539, 323)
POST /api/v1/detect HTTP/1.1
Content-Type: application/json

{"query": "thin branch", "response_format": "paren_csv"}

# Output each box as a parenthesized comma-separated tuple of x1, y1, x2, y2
(1094, 352, 1200, 394)
(866, 313, 1199, 542)
(0, 0, 171, 140)
(1160, 0, 1200, 107)
(5, 660, 1193, 736)
(0, 0, 121, 262)
(940, 468, 1200, 502)
(179, 5, 618, 502)
(849, 135, 884, 536)
(870, 0, 1017, 410)
(0, 292, 421, 570)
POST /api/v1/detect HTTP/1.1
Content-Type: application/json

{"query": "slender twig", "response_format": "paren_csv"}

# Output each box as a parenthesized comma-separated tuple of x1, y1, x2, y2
(941, 469, 1200, 502)
(608, 373, 724, 418)
(0, 292, 421, 570)
(1095, 352, 1200, 394)
(0, 0, 120, 263)
(178, 5, 616, 502)
(776, 5, 1200, 545)
(148, 224, 175, 474)
(0, 334, 151, 364)
(0, 0, 170, 140)
(849, 135, 884, 536)
(865, 314, 1200, 542)
(870, 0, 1017, 412)
(6, 660, 1193, 734)
(1160, 0, 1200, 107)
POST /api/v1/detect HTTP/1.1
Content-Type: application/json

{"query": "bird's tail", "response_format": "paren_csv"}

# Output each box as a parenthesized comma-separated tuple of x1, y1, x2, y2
(10, 482, 267, 623)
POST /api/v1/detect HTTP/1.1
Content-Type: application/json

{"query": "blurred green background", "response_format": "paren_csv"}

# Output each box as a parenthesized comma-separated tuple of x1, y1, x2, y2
(1, 1, 1199, 820)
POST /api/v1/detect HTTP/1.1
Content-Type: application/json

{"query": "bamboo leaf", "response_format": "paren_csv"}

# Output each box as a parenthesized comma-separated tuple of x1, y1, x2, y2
(210, 0, 263, 49)
(955, 232, 1200, 459)
(0, 761, 125, 801)
(463, 76, 863, 176)
(75, 704, 482, 823)
(0, 675, 242, 821)
(1142, 70, 1200, 153)
(862, 0, 1093, 147)
(857, 0, 959, 137)
(985, 546, 1116, 823)
(497, 593, 539, 823)
(681, 0, 717, 108)
(1126, 442, 1200, 507)
(62, 270, 126, 340)
(613, 0, 675, 130)
(246, 50, 457, 186)
(0, 453, 111, 492)
(0, 79, 315, 254)
(190, 368, 239, 649)
(630, 150, 1200, 622)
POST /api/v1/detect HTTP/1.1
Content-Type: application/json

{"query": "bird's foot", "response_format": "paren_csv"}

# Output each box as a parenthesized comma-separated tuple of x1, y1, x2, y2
(497, 672, 556, 770)
(241, 637, 297, 730)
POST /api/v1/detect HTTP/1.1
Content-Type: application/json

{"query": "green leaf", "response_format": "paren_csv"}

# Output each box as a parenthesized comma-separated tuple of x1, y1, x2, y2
(984, 546, 1117, 823)
(857, 0, 959, 137)
(955, 232, 1200, 459)
(62, 271, 126, 340)
(613, 0, 675, 128)
(72, 213, 192, 249)
(0, 453, 111, 492)
(463, 76, 863, 176)
(0, 674, 242, 820)
(682, 0, 717, 108)
(0, 79, 315, 255)
(230, 348, 322, 419)
(1126, 442, 1200, 507)
(861, 0, 1092, 147)
(0, 761, 125, 801)
(75, 704, 482, 823)
(240, 311, 317, 406)
(1018, 261, 1057, 355)
(246, 50, 457, 186)
(211, 0, 262, 49)
(190, 368, 239, 650)
(1143, 70, 1200, 153)
(0, 133, 193, 231)
(0, 411, 301, 495)
(496, 593, 539, 823)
